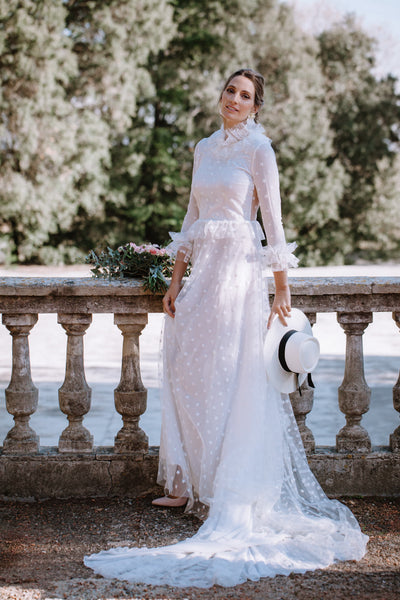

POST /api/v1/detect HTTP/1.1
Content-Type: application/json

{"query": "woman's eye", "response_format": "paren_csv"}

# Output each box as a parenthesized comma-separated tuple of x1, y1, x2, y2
(225, 87, 251, 99)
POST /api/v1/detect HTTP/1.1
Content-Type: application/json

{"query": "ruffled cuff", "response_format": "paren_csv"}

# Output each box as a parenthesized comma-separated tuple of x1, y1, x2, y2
(262, 242, 299, 271)
(166, 231, 193, 263)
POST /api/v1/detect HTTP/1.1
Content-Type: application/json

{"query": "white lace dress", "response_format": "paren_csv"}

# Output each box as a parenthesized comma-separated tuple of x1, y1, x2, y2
(84, 120, 368, 587)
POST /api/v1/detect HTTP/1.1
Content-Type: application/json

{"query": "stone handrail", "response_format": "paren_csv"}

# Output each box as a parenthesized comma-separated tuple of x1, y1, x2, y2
(0, 276, 399, 499)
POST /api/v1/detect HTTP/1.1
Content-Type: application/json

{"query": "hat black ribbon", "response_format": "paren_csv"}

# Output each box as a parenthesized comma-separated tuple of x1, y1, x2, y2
(278, 329, 315, 395)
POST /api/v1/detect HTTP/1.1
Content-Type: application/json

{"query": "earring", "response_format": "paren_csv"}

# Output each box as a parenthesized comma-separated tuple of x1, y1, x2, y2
(249, 112, 256, 121)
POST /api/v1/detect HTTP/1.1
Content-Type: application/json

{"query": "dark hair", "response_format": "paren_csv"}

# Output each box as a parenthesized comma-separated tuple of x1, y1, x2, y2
(219, 68, 265, 122)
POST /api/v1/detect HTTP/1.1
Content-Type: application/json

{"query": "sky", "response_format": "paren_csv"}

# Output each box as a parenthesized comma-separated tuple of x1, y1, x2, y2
(291, 0, 400, 79)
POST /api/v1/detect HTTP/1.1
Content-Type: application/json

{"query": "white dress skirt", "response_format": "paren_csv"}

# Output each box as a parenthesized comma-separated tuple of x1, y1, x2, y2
(84, 120, 368, 587)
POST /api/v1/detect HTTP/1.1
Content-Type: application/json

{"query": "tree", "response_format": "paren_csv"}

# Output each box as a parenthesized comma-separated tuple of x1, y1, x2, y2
(61, 0, 176, 251)
(1, 2, 398, 265)
(0, 0, 105, 262)
(250, 1, 348, 264)
(0, 0, 175, 262)
(317, 16, 400, 262)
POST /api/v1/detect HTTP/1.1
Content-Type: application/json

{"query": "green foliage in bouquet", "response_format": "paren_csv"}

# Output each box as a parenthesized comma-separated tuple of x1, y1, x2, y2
(85, 242, 187, 294)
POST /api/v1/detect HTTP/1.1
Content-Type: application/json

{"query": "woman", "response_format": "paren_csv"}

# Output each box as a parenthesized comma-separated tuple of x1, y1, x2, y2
(85, 69, 368, 587)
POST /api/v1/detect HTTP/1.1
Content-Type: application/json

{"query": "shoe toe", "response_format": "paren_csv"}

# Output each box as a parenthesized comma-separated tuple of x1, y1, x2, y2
(152, 496, 187, 507)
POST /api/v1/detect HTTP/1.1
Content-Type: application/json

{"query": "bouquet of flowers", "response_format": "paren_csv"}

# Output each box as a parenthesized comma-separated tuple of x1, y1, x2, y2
(85, 242, 186, 293)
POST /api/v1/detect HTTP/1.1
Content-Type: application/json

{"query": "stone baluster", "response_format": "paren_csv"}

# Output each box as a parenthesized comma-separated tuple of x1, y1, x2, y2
(2, 314, 39, 454)
(336, 311, 372, 453)
(57, 313, 93, 453)
(289, 312, 317, 453)
(114, 313, 148, 453)
(390, 312, 400, 452)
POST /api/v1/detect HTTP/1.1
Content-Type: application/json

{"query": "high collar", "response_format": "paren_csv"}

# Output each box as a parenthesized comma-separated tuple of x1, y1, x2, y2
(220, 118, 265, 144)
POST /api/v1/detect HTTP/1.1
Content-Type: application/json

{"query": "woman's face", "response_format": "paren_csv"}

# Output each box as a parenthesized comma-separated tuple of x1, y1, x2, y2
(220, 75, 257, 128)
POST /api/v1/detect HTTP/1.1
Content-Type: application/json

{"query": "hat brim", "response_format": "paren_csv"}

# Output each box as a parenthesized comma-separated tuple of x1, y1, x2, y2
(264, 309, 315, 394)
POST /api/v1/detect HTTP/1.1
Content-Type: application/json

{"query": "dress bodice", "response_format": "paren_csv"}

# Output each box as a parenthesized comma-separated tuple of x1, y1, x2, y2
(191, 129, 260, 222)
(168, 119, 298, 271)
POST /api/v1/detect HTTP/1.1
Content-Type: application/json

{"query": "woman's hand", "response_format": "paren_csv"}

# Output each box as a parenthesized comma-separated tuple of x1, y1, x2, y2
(162, 255, 187, 318)
(267, 286, 291, 328)
(268, 270, 291, 329)
(163, 281, 181, 318)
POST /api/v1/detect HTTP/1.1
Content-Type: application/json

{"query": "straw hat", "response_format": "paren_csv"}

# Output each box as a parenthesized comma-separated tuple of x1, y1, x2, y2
(264, 308, 320, 394)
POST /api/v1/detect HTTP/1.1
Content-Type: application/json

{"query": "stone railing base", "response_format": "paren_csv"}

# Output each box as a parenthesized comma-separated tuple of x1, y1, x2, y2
(1, 446, 399, 500)
(0, 447, 159, 501)
(308, 447, 400, 497)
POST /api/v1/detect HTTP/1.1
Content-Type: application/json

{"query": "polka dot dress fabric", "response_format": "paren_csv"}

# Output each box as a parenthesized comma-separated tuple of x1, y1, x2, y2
(84, 120, 368, 587)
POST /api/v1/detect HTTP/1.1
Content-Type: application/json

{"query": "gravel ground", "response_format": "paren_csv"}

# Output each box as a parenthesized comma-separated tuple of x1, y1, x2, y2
(0, 496, 399, 600)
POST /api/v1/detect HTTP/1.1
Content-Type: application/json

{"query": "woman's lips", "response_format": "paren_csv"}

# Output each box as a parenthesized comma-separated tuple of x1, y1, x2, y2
(225, 105, 238, 113)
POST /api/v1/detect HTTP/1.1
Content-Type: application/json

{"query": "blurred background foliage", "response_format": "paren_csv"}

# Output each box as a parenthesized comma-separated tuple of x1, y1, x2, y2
(0, 0, 399, 266)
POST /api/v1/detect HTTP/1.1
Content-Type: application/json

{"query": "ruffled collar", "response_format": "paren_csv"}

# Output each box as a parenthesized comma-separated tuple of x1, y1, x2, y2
(206, 118, 267, 159)
(219, 118, 265, 146)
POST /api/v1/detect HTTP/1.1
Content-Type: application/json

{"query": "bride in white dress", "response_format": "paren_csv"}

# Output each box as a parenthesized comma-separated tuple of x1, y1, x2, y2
(84, 68, 368, 588)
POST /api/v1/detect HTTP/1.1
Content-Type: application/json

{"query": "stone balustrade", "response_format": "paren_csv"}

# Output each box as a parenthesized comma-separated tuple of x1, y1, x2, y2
(0, 276, 399, 499)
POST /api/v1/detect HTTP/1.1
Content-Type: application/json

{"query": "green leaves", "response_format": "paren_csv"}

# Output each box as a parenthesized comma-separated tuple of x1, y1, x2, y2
(317, 15, 400, 261)
(0, 0, 174, 263)
(0, 1, 398, 266)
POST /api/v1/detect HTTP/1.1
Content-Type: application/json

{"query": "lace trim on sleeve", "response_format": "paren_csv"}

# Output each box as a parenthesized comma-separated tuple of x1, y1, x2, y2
(262, 241, 299, 271)
(166, 231, 192, 263)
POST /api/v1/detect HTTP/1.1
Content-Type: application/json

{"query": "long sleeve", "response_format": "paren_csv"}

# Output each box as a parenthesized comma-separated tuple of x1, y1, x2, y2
(251, 140, 298, 271)
(167, 143, 201, 262)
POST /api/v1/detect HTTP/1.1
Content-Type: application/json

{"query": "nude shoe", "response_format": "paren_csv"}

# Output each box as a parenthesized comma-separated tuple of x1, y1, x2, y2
(151, 495, 188, 507)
